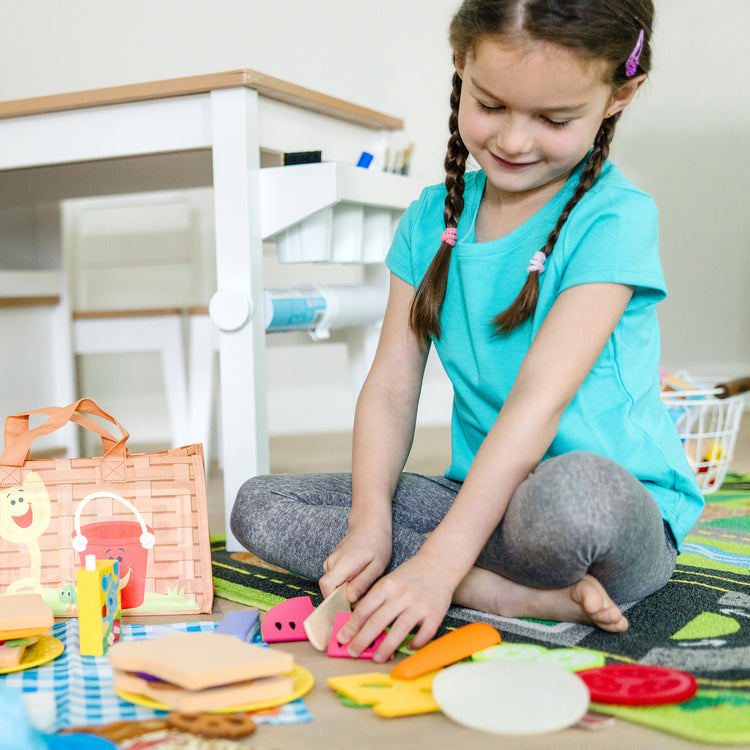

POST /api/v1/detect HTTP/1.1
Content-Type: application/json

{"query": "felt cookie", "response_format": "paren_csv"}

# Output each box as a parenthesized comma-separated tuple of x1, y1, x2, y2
(167, 712, 257, 739)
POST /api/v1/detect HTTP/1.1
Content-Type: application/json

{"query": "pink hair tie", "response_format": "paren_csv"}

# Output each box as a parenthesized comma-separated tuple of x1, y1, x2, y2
(441, 227, 458, 247)
(625, 29, 645, 77)
(527, 251, 546, 275)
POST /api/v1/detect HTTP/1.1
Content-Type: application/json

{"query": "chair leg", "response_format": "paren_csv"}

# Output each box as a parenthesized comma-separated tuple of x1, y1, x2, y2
(188, 313, 219, 473)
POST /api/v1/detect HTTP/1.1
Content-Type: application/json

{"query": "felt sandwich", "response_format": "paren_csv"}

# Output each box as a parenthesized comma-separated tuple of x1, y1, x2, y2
(109, 631, 295, 712)
(0, 593, 53, 668)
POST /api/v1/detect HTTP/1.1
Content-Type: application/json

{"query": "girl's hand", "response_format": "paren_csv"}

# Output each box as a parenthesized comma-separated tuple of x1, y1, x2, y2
(335, 552, 454, 663)
(320, 523, 392, 603)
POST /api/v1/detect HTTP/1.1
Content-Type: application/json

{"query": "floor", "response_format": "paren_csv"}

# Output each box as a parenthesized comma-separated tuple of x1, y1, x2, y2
(187, 416, 750, 749)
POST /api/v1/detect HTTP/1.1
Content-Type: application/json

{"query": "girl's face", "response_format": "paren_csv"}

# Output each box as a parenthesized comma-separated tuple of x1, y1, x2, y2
(456, 37, 636, 205)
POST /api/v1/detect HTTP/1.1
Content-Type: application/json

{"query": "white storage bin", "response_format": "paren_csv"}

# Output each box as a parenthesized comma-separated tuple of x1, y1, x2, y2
(261, 162, 418, 264)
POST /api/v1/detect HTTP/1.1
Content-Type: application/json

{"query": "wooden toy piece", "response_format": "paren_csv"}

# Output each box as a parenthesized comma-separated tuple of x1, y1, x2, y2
(0, 636, 39, 668)
(216, 610, 260, 642)
(303, 583, 351, 651)
(0, 593, 53, 640)
(261, 596, 314, 643)
(77, 555, 122, 656)
(390, 622, 501, 680)
(327, 611, 388, 659)
(108, 632, 294, 691)
(328, 670, 441, 717)
(431, 661, 590, 735)
(112, 668, 294, 713)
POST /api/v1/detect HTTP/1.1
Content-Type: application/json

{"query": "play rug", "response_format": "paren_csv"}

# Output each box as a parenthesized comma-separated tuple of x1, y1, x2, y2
(212, 473, 750, 744)
(0, 619, 311, 732)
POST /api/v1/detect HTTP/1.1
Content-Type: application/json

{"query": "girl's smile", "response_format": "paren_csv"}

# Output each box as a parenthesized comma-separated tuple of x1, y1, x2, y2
(491, 153, 541, 170)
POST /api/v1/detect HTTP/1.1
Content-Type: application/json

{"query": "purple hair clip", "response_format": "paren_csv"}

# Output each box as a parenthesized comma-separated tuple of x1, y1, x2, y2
(625, 29, 645, 77)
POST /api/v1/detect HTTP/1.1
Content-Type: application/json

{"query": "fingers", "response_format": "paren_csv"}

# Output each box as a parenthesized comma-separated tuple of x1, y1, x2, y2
(345, 559, 383, 603)
(321, 544, 388, 602)
(319, 569, 343, 600)
(337, 583, 440, 664)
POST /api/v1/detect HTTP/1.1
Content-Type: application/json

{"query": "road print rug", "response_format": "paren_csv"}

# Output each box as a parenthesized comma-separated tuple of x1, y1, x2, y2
(213, 473, 750, 744)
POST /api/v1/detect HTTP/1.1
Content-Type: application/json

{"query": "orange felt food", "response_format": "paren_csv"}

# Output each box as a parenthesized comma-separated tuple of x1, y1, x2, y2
(390, 622, 501, 680)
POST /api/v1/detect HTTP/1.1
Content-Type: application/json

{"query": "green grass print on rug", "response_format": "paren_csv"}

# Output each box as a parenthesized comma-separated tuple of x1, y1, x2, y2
(212, 474, 750, 744)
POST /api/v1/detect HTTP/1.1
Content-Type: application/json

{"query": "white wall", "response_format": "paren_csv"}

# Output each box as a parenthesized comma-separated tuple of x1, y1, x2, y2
(0, 0, 747, 443)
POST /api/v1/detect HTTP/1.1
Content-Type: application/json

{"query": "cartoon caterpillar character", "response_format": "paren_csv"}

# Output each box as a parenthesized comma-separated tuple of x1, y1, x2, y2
(0, 472, 51, 594)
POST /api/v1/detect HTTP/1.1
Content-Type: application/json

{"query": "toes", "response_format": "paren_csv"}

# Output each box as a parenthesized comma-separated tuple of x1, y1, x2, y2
(574, 577, 627, 632)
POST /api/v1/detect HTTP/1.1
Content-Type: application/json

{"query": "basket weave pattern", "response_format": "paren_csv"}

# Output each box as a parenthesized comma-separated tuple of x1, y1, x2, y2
(0, 401, 212, 616)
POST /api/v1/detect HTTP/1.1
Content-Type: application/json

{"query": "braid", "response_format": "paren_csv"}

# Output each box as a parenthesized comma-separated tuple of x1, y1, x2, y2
(491, 113, 621, 334)
(409, 72, 469, 347)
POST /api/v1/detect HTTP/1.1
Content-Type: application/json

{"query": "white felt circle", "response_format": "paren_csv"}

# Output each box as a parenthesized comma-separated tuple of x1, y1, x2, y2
(431, 661, 590, 735)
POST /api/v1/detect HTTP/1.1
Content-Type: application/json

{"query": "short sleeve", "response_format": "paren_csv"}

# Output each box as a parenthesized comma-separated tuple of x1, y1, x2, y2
(385, 196, 422, 287)
(557, 187, 666, 309)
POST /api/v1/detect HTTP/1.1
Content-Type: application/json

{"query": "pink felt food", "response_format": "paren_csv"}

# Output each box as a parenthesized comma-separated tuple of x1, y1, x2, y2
(261, 596, 315, 643)
(327, 611, 388, 659)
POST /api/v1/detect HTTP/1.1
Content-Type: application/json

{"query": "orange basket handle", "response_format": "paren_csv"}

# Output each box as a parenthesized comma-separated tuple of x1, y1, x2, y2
(0, 398, 130, 484)
(716, 377, 750, 399)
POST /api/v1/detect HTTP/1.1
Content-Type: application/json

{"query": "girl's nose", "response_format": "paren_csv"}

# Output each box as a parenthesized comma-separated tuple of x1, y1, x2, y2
(496, 117, 532, 156)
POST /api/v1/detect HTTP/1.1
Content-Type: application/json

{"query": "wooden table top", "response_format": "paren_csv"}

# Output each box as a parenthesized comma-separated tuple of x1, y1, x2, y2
(0, 69, 403, 131)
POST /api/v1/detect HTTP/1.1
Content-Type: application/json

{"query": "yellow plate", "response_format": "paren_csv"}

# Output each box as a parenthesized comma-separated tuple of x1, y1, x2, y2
(0, 635, 64, 674)
(115, 663, 314, 713)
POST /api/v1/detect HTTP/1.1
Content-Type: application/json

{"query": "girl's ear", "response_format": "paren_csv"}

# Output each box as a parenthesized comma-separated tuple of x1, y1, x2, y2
(606, 74, 647, 118)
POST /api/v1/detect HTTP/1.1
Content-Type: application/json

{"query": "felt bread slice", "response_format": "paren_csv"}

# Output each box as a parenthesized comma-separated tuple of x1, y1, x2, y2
(0, 636, 40, 668)
(108, 632, 293, 691)
(0, 594, 53, 640)
(112, 668, 294, 712)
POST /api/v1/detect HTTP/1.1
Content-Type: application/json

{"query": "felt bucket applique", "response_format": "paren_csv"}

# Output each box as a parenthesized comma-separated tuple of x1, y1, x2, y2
(72, 492, 155, 610)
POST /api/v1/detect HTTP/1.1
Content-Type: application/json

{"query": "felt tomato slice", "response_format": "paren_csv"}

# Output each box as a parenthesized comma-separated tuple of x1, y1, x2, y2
(577, 664, 697, 706)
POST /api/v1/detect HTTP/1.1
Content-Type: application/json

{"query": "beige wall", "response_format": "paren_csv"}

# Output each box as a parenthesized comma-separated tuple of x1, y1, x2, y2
(1, 0, 747, 441)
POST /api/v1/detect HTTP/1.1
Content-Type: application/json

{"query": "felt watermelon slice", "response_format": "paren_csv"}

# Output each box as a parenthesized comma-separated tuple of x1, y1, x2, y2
(261, 596, 315, 643)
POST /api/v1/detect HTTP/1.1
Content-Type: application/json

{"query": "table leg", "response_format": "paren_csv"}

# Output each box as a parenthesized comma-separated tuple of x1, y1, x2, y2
(210, 88, 269, 551)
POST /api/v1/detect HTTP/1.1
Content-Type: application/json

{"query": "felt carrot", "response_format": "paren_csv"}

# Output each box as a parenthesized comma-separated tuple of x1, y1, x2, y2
(390, 622, 501, 680)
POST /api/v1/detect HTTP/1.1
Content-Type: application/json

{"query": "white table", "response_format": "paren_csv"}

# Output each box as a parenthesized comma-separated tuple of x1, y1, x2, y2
(0, 70, 406, 549)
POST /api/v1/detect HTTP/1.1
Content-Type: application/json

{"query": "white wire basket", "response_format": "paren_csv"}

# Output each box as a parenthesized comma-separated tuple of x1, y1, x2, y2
(661, 373, 749, 493)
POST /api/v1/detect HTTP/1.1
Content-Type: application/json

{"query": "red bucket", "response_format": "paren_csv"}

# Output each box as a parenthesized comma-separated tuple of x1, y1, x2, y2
(72, 492, 156, 610)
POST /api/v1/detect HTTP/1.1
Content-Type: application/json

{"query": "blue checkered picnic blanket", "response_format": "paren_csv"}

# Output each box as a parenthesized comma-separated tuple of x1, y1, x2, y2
(0, 619, 311, 731)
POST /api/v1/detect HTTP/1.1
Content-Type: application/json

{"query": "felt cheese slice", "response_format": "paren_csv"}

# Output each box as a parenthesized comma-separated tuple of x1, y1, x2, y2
(113, 668, 294, 712)
(328, 670, 441, 717)
(108, 632, 293, 691)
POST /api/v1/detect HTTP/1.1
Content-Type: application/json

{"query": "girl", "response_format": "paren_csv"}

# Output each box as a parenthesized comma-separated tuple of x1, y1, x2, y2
(231, 0, 704, 663)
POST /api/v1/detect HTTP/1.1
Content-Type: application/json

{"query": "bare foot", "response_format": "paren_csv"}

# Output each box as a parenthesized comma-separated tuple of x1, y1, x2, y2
(454, 568, 628, 633)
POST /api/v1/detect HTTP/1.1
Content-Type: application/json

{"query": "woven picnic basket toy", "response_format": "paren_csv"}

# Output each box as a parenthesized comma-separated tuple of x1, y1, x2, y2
(0, 398, 212, 616)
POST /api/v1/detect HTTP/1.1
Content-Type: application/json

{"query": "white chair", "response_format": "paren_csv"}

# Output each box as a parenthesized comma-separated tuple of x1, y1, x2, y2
(62, 189, 215, 452)
(71, 308, 190, 448)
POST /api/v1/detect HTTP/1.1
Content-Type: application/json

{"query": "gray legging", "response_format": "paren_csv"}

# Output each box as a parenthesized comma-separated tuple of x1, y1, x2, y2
(230, 451, 677, 604)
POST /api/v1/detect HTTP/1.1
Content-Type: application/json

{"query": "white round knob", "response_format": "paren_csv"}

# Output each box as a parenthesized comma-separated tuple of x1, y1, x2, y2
(209, 290, 252, 331)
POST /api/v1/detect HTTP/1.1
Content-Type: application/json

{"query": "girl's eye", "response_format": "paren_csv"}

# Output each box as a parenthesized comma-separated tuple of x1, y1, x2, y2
(543, 117, 570, 129)
(478, 101, 503, 113)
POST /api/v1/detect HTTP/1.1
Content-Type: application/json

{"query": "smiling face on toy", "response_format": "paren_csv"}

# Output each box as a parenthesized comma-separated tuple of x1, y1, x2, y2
(0, 472, 52, 544)
(104, 547, 132, 590)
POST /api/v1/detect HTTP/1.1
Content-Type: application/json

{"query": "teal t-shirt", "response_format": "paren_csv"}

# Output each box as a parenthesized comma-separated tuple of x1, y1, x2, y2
(386, 161, 704, 548)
